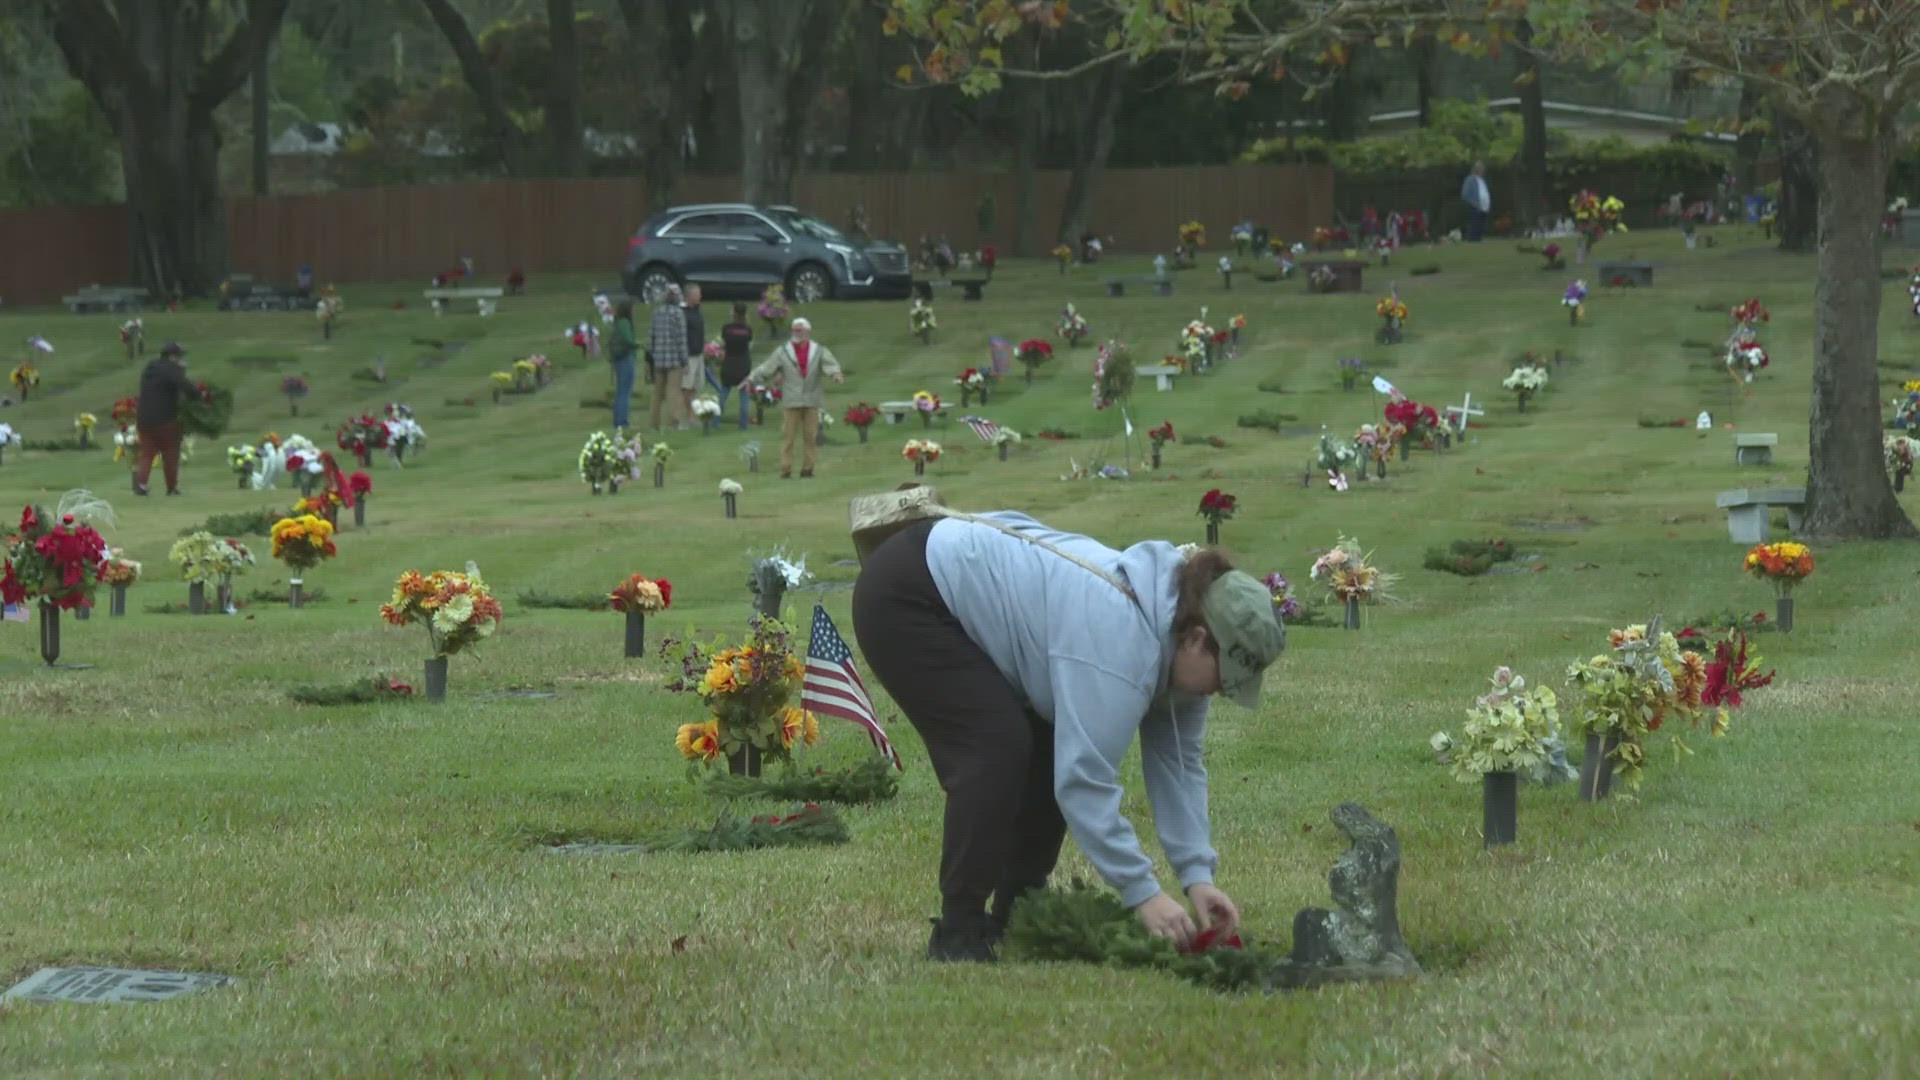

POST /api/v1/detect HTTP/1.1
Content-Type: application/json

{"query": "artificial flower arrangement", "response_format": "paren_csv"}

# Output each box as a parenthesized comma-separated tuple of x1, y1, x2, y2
(1058, 304, 1088, 346)
(490, 371, 514, 397)
(111, 397, 138, 432)
(120, 318, 145, 355)
(1092, 340, 1135, 411)
(1309, 537, 1396, 605)
(691, 394, 722, 423)
(1502, 357, 1550, 408)
(1886, 433, 1918, 490)
(1564, 618, 1711, 791)
(610, 573, 672, 614)
(168, 532, 256, 587)
(99, 549, 140, 590)
(1316, 430, 1360, 491)
(279, 434, 328, 482)
(578, 431, 625, 492)
(844, 402, 877, 436)
(1312, 225, 1350, 250)
(512, 354, 550, 392)
(752, 382, 783, 409)
(315, 285, 343, 327)
(381, 569, 503, 658)
(1178, 221, 1206, 247)
(912, 390, 941, 416)
(1180, 316, 1215, 367)
(0, 423, 19, 456)
(10, 360, 40, 400)
(74, 413, 97, 446)
(651, 442, 673, 466)
(757, 284, 790, 333)
(1569, 190, 1626, 246)
(910, 298, 937, 343)
(383, 403, 426, 461)
(1307, 264, 1339, 293)
(661, 615, 818, 776)
(1384, 397, 1443, 447)
(1730, 298, 1770, 330)
(1894, 382, 1920, 430)
(1018, 338, 1055, 383)
(215, 444, 247, 480)
(1430, 666, 1577, 784)
(110, 423, 137, 463)
(903, 439, 942, 473)
(1353, 423, 1387, 465)
(1744, 542, 1813, 596)
(336, 413, 391, 463)
(1725, 338, 1769, 383)
(1539, 243, 1565, 270)
(719, 478, 744, 515)
(270, 514, 337, 573)
(1196, 488, 1237, 527)
(1562, 279, 1588, 323)
(1375, 294, 1408, 326)
(1261, 571, 1302, 621)
(978, 244, 998, 276)
(281, 375, 310, 414)
(293, 489, 344, 524)
(703, 339, 724, 365)
(1147, 422, 1176, 466)
(1, 496, 112, 612)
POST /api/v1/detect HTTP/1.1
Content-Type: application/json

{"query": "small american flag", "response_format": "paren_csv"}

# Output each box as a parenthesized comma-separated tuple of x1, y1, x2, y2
(989, 336, 1012, 375)
(960, 415, 1000, 443)
(803, 604, 902, 770)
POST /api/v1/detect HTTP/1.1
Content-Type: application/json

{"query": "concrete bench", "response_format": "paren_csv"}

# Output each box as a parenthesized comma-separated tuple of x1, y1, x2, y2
(1136, 363, 1182, 391)
(912, 278, 988, 302)
(1734, 432, 1778, 466)
(1598, 260, 1654, 288)
(1103, 276, 1174, 298)
(879, 400, 947, 426)
(425, 286, 504, 316)
(63, 287, 146, 314)
(1716, 487, 1805, 543)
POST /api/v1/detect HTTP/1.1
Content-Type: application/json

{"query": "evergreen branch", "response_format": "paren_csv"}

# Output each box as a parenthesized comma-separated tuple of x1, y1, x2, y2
(703, 755, 900, 804)
(639, 803, 850, 853)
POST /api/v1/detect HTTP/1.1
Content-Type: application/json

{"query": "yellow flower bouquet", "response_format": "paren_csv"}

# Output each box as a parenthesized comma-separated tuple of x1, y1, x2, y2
(661, 617, 816, 775)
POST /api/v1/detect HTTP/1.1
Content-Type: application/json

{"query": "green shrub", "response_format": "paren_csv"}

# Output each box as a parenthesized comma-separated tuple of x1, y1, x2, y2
(1423, 539, 1518, 577)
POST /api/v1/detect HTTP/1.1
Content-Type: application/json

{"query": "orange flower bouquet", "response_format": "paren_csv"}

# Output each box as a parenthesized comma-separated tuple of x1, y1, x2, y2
(661, 616, 816, 777)
(610, 573, 671, 658)
(1744, 541, 1813, 632)
(381, 568, 503, 701)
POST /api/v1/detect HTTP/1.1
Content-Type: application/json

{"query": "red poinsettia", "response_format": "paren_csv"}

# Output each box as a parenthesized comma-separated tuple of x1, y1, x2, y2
(1702, 631, 1775, 711)
(1384, 399, 1439, 430)
(844, 402, 878, 427)
(348, 471, 374, 496)
(1148, 422, 1176, 448)
(3, 508, 109, 610)
(1197, 489, 1238, 523)
(1017, 338, 1053, 362)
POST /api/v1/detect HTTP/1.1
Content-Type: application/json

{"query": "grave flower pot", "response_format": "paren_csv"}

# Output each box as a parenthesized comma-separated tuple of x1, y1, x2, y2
(1341, 374, 1357, 391)
(1776, 594, 1794, 633)
(998, 443, 1009, 462)
(857, 426, 870, 444)
(493, 389, 502, 405)
(188, 582, 206, 616)
(755, 403, 765, 426)
(1205, 521, 1219, 546)
(724, 492, 737, 518)
(1440, 431, 1453, 450)
(75, 604, 89, 621)
(747, 453, 759, 473)
(1151, 446, 1162, 469)
(289, 402, 300, 417)
(289, 579, 304, 609)
(1375, 457, 1386, 480)
(1579, 732, 1621, 801)
(979, 388, 990, 406)
(217, 581, 232, 612)
(919, 412, 932, 429)
(1343, 596, 1361, 630)
(654, 464, 665, 488)
(38, 603, 60, 666)
(914, 459, 925, 476)
(1302, 471, 1312, 488)
(728, 744, 763, 778)
(1482, 771, 1518, 849)
(752, 584, 785, 622)
(1517, 392, 1530, 414)
(424, 656, 449, 703)
(1399, 440, 1410, 462)
(353, 497, 366, 528)
(1569, 308, 1579, 328)
(394, 444, 407, 465)
(110, 585, 126, 617)
(609, 478, 621, 494)
(961, 387, 971, 408)
(1896, 472, 1907, 493)
(590, 482, 602, 495)
(355, 449, 372, 469)
(624, 612, 646, 658)
(237, 470, 251, 490)
(299, 474, 317, 497)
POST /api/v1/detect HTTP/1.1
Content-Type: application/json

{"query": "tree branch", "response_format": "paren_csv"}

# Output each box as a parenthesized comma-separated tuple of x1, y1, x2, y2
(192, 0, 293, 114)
(44, 0, 149, 113)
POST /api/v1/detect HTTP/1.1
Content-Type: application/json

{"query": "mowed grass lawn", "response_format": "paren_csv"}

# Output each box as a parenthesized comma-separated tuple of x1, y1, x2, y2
(0, 232, 1915, 1076)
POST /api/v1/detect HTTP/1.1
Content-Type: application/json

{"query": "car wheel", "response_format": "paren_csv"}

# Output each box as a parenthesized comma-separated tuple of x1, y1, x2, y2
(634, 264, 681, 303)
(788, 263, 834, 304)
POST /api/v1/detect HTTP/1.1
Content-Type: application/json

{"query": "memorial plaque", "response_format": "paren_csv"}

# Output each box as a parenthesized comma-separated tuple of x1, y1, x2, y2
(3, 966, 231, 1004)
(547, 842, 647, 856)
(478, 690, 557, 700)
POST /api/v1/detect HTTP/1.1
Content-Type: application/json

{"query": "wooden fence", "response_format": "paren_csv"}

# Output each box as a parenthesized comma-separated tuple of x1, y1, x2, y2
(0, 165, 1334, 303)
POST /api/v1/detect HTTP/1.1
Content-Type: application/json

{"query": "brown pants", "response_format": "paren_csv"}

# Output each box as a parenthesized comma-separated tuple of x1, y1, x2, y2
(781, 406, 820, 475)
(649, 367, 685, 431)
(133, 421, 183, 492)
(851, 519, 1067, 924)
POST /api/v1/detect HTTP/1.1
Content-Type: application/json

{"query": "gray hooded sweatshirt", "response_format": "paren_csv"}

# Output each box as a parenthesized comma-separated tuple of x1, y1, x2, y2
(925, 512, 1215, 909)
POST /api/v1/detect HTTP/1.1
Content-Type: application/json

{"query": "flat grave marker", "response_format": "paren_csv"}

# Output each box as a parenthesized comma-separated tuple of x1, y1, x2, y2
(4, 966, 231, 1004)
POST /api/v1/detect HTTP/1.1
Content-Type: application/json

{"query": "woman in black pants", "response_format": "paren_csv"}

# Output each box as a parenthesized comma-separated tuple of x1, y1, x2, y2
(851, 509, 1287, 961)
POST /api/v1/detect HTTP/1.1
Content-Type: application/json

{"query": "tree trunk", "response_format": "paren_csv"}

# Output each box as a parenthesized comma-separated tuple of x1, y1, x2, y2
(1513, 22, 1548, 231)
(545, 0, 583, 177)
(615, 0, 700, 207)
(1055, 63, 1126, 246)
(1414, 39, 1436, 127)
(841, 2, 888, 171)
(251, 32, 270, 196)
(48, 0, 292, 297)
(420, 0, 525, 176)
(1805, 131, 1917, 539)
(1776, 108, 1818, 253)
(1733, 79, 1764, 194)
(728, 0, 835, 206)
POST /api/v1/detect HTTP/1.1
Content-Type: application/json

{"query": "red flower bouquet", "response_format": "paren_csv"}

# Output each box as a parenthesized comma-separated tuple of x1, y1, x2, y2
(1197, 489, 1237, 524)
(844, 402, 877, 428)
(336, 414, 392, 458)
(609, 573, 672, 614)
(348, 471, 374, 497)
(110, 397, 138, 429)
(1017, 338, 1054, 364)
(2, 504, 110, 611)
(1148, 422, 1176, 449)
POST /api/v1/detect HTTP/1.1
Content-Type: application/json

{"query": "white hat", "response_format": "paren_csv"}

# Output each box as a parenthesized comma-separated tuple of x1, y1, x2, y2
(790, 317, 811, 331)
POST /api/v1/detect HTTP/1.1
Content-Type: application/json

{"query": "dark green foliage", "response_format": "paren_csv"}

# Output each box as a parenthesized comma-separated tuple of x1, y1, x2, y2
(1409, 264, 1442, 276)
(638, 803, 850, 853)
(21, 438, 93, 452)
(1031, 427, 1081, 440)
(1256, 377, 1286, 394)
(248, 587, 328, 604)
(289, 675, 415, 706)
(516, 589, 609, 611)
(703, 755, 899, 804)
(178, 384, 234, 437)
(1423, 538, 1517, 576)
(1236, 409, 1297, 432)
(1003, 883, 1285, 993)
(180, 508, 282, 538)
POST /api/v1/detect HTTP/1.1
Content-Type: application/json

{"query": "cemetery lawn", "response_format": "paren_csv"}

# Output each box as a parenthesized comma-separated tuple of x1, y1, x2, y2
(1, 235, 1915, 1075)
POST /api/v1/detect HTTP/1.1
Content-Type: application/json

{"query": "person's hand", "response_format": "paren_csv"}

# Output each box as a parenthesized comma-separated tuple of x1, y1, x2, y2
(1135, 891, 1196, 948)
(1186, 883, 1240, 936)
(831, 372, 845, 384)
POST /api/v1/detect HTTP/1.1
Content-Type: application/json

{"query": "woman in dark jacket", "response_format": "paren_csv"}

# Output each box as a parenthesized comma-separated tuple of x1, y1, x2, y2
(609, 301, 639, 431)
(715, 302, 754, 430)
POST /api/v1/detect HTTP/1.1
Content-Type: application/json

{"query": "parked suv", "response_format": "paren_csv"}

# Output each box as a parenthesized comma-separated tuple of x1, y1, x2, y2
(622, 203, 912, 302)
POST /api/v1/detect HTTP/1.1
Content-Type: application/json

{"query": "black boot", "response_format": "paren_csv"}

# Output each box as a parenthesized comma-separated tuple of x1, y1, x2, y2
(926, 913, 1000, 962)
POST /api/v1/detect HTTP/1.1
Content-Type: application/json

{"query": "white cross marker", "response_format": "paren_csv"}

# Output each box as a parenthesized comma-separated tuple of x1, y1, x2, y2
(1444, 392, 1484, 433)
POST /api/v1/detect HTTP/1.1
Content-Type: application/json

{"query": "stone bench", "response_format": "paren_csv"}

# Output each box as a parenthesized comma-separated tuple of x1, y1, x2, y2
(63, 286, 146, 314)
(1716, 487, 1805, 543)
(1734, 432, 1778, 466)
(1598, 260, 1654, 288)
(425, 286, 504, 316)
(1136, 363, 1182, 391)
(912, 278, 989, 302)
(879, 400, 947, 426)
(1103, 276, 1174, 298)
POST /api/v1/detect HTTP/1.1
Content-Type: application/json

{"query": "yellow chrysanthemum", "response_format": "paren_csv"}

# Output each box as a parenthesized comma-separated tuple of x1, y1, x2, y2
(701, 660, 736, 696)
(676, 719, 721, 761)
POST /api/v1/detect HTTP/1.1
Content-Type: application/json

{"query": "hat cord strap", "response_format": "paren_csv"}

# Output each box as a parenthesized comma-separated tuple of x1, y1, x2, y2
(940, 510, 1138, 603)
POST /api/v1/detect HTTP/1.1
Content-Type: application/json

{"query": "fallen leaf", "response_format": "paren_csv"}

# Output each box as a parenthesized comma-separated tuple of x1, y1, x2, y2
(1576, 562, 1601, 570)
(1301, 823, 1313, 833)
(1475, 467, 1485, 475)
(671, 935, 688, 954)
(1532, 563, 1549, 572)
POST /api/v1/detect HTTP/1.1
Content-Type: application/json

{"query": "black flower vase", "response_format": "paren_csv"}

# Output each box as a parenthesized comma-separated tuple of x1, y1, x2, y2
(920, 412, 932, 429)
(38, 602, 60, 666)
(961, 387, 971, 408)
(858, 426, 869, 445)
(289, 580, 304, 609)
(724, 492, 737, 519)
(394, 444, 407, 465)
(424, 655, 448, 703)
(1399, 440, 1410, 462)
(1376, 457, 1386, 480)
(728, 744, 763, 778)
(110, 585, 126, 617)
(1151, 445, 1162, 469)
(1344, 596, 1361, 630)
(1897, 471, 1907, 493)
(1518, 392, 1529, 414)
(75, 604, 90, 621)
(747, 453, 759, 473)
(188, 582, 206, 615)
(914, 460, 925, 476)
(1777, 593, 1794, 633)
(300, 474, 316, 497)
(998, 442, 1009, 462)
(1205, 521, 1219, 546)
(590, 482, 601, 495)
(654, 464, 665, 488)
(624, 611, 646, 658)
(752, 584, 785, 622)
(755, 402, 765, 426)
(1441, 430, 1453, 450)
(1482, 771, 1518, 849)
(353, 498, 366, 528)
(1579, 732, 1621, 801)
(609, 478, 621, 494)
(237, 471, 249, 490)
(290, 401, 299, 417)
(979, 387, 990, 406)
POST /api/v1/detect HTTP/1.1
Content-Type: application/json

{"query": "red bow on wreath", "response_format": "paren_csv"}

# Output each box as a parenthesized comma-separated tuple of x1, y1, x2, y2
(1177, 924, 1245, 955)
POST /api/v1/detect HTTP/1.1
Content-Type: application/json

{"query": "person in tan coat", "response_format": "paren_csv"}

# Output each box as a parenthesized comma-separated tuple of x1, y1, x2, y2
(746, 316, 844, 478)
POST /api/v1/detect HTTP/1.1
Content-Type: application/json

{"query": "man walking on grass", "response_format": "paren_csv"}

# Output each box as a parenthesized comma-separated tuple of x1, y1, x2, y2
(1462, 161, 1491, 241)
(133, 341, 195, 496)
(746, 317, 843, 479)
